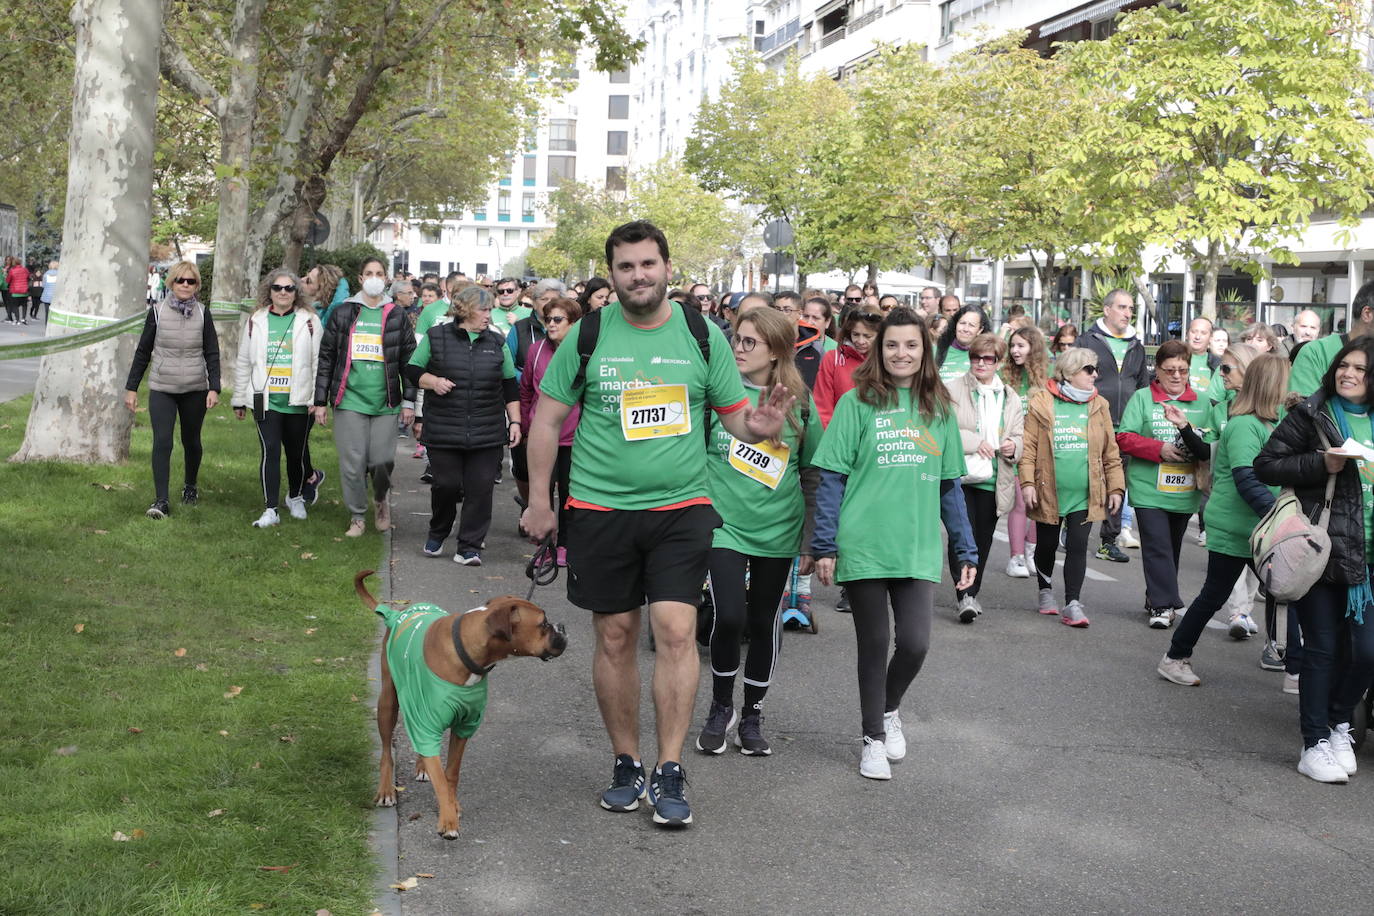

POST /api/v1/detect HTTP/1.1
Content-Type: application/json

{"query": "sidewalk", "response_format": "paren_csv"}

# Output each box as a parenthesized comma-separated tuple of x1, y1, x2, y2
(0, 317, 44, 402)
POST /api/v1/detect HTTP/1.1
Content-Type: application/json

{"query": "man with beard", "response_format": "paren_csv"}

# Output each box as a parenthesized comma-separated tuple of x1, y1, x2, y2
(522, 221, 792, 829)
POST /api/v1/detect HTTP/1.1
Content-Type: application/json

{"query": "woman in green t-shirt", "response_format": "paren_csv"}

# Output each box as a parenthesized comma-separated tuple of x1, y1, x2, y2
(1158, 354, 1288, 687)
(935, 304, 990, 383)
(812, 309, 977, 781)
(1000, 326, 1049, 579)
(1114, 339, 1213, 629)
(696, 307, 821, 759)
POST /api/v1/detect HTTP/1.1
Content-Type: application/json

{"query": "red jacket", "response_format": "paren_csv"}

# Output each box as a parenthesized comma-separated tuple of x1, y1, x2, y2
(1114, 379, 1198, 463)
(813, 342, 868, 427)
(6, 264, 30, 296)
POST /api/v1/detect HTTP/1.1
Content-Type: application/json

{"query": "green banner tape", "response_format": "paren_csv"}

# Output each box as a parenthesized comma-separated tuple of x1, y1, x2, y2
(0, 302, 253, 361)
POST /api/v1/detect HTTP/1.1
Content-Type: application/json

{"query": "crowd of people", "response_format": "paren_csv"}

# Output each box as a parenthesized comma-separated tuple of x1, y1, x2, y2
(119, 221, 1374, 828)
(4, 257, 55, 325)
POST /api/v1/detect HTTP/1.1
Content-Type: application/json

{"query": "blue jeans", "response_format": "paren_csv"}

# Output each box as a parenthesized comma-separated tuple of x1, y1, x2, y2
(1293, 576, 1374, 747)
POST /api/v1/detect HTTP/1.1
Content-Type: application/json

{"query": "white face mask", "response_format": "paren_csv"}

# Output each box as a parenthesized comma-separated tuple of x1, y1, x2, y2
(362, 276, 386, 298)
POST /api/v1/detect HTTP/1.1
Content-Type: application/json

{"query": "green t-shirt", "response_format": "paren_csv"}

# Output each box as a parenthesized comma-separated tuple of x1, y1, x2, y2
(1051, 398, 1091, 515)
(1117, 386, 1211, 513)
(339, 304, 396, 415)
(1334, 403, 1374, 562)
(409, 326, 516, 379)
(490, 304, 531, 337)
(265, 310, 307, 414)
(414, 301, 450, 340)
(812, 388, 966, 582)
(1188, 352, 1213, 396)
(822, 336, 839, 353)
(1207, 386, 1235, 442)
(707, 387, 823, 557)
(1290, 334, 1344, 397)
(376, 603, 488, 757)
(938, 346, 969, 383)
(539, 303, 747, 510)
(1103, 333, 1132, 370)
(1202, 415, 1277, 558)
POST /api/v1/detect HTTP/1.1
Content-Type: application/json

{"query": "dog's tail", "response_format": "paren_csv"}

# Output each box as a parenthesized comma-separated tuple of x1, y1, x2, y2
(355, 570, 379, 611)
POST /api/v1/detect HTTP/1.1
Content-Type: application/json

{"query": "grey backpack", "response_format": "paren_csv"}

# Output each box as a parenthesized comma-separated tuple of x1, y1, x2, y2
(1250, 429, 1335, 602)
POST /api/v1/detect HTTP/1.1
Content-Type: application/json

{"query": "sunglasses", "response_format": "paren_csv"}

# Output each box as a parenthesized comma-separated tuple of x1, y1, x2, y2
(970, 354, 998, 365)
(1083, 365, 1098, 374)
(173, 277, 198, 286)
(856, 312, 883, 323)
(497, 287, 518, 295)
(1159, 366, 1188, 375)
(695, 294, 714, 302)
(845, 296, 863, 303)
(545, 315, 568, 325)
(1220, 364, 1237, 375)
(270, 283, 296, 293)
(732, 334, 760, 353)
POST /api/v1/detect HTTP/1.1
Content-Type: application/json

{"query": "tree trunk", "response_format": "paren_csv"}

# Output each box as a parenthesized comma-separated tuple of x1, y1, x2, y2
(282, 176, 327, 275)
(13, 0, 161, 463)
(1200, 239, 1222, 320)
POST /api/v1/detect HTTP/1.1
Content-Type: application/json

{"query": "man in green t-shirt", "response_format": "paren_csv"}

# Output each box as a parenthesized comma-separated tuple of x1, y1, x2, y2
(489, 277, 533, 337)
(521, 221, 792, 830)
(1290, 282, 1374, 396)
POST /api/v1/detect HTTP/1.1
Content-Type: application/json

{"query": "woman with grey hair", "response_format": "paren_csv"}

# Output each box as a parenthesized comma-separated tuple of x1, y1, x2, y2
(405, 284, 521, 566)
(1239, 321, 1279, 354)
(233, 269, 323, 528)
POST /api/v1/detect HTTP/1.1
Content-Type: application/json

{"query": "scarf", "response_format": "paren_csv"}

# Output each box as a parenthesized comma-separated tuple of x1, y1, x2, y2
(974, 377, 1004, 444)
(165, 291, 199, 319)
(1059, 381, 1096, 403)
(1332, 396, 1374, 624)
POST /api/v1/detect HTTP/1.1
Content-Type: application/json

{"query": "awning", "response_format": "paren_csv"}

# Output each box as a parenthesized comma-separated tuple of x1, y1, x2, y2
(1038, 0, 1132, 36)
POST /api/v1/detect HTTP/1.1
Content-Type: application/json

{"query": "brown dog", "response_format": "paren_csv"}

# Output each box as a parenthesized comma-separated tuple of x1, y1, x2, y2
(355, 570, 567, 838)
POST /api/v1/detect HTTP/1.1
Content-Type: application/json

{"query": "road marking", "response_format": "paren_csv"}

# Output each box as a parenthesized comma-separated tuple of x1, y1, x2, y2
(993, 529, 1116, 582)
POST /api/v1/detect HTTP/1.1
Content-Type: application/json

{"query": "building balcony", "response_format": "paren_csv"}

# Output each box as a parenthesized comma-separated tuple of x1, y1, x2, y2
(522, 215, 535, 223)
(848, 7, 884, 34)
(759, 17, 802, 56)
(498, 213, 511, 222)
(820, 26, 846, 49)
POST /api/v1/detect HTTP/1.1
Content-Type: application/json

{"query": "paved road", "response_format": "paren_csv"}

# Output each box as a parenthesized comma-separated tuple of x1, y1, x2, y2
(0, 319, 43, 403)
(372, 437, 1374, 915)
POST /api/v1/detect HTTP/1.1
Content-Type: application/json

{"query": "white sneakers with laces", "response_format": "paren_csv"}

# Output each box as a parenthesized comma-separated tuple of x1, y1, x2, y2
(860, 736, 891, 780)
(883, 710, 906, 762)
(286, 495, 307, 520)
(252, 507, 280, 528)
(1329, 723, 1358, 775)
(1298, 739, 1349, 784)
(1117, 525, 1140, 548)
(1005, 554, 1030, 578)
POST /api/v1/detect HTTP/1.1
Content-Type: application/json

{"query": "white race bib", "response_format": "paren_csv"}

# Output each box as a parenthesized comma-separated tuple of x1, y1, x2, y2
(352, 332, 383, 362)
(620, 384, 691, 441)
(728, 437, 790, 490)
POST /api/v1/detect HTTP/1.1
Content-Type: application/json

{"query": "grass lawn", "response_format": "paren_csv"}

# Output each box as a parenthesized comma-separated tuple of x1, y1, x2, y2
(0, 395, 385, 915)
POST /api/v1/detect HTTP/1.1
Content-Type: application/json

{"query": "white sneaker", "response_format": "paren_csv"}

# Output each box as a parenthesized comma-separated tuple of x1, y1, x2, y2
(1117, 525, 1140, 548)
(883, 710, 906, 762)
(1283, 673, 1300, 695)
(285, 495, 307, 520)
(1157, 654, 1201, 686)
(1227, 614, 1252, 640)
(860, 736, 891, 780)
(1147, 606, 1173, 629)
(252, 507, 280, 528)
(1196, 530, 1207, 547)
(1298, 740, 1349, 784)
(1005, 554, 1030, 578)
(1329, 723, 1358, 775)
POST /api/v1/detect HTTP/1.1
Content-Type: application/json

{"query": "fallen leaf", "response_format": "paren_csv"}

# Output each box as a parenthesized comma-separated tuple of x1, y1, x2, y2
(250, 905, 266, 910)
(415, 872, 435, 879)
(317, 910, 333, 916)
(304, 627, 317, 635)
(92, 529, 109, 535)
(349, 694, 359, 703)
(484, 576, 504, 581)
(313, 658, 323, 664)
(127, 727, 142, 734)
(131, 829, 147, 839)
(93, 483, 114, 491)
(112, 831, 131, 842)
(278, 735, 296, 743)
(300, 552, 317, 560)
(53, 745, 78, 756)
(390, 877, 419, 891)
(218, 730, 229, 737)
(195, 663, 208, 672)
(257, 864, 297, 873)
(174, 648, 187, 657)
(207, 809, 226, 818)
(73, 623, 85, 634)
(251, 761, 261, 769)
(407, 812, 422, 822)
(223, 685, 243, 699)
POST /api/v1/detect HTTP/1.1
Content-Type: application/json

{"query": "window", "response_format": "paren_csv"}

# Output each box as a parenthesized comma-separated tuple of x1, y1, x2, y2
(523, 155, 537, 186)
(476, 228, 489, 245)
(419, 260, 440, 275)
(505, 229, 521, 247)
(547, 155, 576, 187)
(419, 225, 442, 245)
(606, 166, 627, 192)
(521, 193, 536, 222)
(497, 190, 511, 222)
(609, 69, 630, 83)
(608, 95, 629, 119)
(549, 118, 577, 152)
(475, 262, 488, 276)
(756, 19, 766, 34)
(606, 131, 628, 155)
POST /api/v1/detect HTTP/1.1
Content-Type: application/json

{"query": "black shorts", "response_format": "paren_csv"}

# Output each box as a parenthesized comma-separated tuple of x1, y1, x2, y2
(566, 504, 721, 613)
(510, 442, 528, 482)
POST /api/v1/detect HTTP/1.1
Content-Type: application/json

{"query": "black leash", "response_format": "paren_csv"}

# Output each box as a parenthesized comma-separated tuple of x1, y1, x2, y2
(525, 535, 558, 600)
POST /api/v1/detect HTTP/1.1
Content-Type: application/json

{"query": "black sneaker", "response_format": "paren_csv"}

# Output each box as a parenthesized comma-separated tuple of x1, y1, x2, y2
(735, 713, 771, 756)
(1096, 541, 1129, 563)
(181, 485, 198, 506)
(420, 464, 433, 484)
(695, 700, 737, 754)
(836, 587, 851, 613)
(647, 761, 692, 827)
(145, 499, 170, 520)
(301, 469, 326, 506)
(599, 754, 646, 812)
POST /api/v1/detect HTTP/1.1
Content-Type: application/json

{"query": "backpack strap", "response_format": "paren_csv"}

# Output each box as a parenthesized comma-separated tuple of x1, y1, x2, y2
(678, 302, 713, 435)
(570, 308, 605, 399)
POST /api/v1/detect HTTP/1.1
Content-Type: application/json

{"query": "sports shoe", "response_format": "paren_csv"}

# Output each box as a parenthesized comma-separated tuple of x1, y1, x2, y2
(957, 595, 981, 624)
(285, 495, 307, 520)
(1298, 740, 1349, 784)
(454, 551, 482, 566)
(647, 761, 692, 826)
(1244, 614, 1260, 635)
(1096, 541, 1129, 563)
(1157, 654, 1200, 686)
(412, 443, 426, 459)
(1147, 606, 1174, 629)
(599, 754, 647, 811)
(420, 465, 433, 484)
(1283, 672, 1300, 695)
(736, 713, 771, 756)
(422, 538, 445, 557)
(252, 507, 280, 528)
(301, 469, 325, 506)
(860, 736, 891, 780)
(695, 700, 737, 755)
(1038, 588, 1059, 616)
(1260, 642, 1286, 671)
(1228, 614, 1253, 640)
(345, 519, 365, 538)
(1006, 554, 1030, 578)
(1330, 723, 1358, 775)
(374, 498, 391, 531)
(181, 485, 198, 506)
(1196, 530, 1207, 547)
(1061, 600, 1090, 628)
(836, 588, 851, 613)
(145, 499, 170, 520)
(883, 710, 906, 762)
(1117, 525, 1140, 548)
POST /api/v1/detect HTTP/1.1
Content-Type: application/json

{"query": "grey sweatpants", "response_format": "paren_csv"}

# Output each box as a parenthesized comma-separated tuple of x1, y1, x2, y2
(333, 408, 396, 520)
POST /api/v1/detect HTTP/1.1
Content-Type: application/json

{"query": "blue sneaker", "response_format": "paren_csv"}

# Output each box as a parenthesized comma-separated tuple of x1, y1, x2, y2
(301, 469, 325, 506)
(647, 761, 692, 827)
(422, 538, 444, 557)
(454, 551, 481, 566)
(599, 754, 646, 812)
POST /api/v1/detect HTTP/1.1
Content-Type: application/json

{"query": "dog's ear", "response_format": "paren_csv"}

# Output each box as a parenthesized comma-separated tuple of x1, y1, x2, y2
(485, 599, 515, 642)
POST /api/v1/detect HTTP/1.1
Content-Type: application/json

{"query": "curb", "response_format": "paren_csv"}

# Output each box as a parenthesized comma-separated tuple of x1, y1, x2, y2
(369, 520, 402, 916)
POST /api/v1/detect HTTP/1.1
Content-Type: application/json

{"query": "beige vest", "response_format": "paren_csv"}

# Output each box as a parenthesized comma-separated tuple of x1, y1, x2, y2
(149, 300, 209, 393)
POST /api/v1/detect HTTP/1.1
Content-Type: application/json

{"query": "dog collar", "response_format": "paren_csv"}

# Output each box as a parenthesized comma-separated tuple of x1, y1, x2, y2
(451, 610, 494, 681)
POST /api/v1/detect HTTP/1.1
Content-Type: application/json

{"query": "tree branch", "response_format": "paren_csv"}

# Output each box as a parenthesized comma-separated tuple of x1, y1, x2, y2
(159, 28, 223, 117)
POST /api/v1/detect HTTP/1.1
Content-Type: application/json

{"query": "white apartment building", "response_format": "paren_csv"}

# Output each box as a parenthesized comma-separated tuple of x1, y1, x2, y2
(368, 57, 635, 281)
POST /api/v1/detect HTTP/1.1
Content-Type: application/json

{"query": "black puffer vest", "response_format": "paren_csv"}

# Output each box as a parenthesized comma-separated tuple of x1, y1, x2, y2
(418, 324, 508, 450)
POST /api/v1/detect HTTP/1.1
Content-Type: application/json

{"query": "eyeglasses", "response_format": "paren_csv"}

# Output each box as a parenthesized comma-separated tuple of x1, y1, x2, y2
(270, 284, 296, 293)
(856, 312, 883, 323)
(732, 334, 760, 353)
(1158, 366, 1188, 376)
(545, 315, 568, 325)
(173, 277, 198, 286)
(970, 354, 998, 365)
(771, 305, 798, 315)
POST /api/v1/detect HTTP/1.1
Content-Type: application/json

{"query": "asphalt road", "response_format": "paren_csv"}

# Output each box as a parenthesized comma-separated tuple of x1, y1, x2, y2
(0, 319, 43, 403)
(372, 439, 1370, 916)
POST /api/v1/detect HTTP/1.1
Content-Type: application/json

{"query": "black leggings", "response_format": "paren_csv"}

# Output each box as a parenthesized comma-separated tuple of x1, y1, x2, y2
(707, 550, 793, 713)
(29, 291, 41, 318)
(948, 485, 997, 599)
(848, 578, 935, 740)
(148, 389, 207, 501)
(1034, 510, 1090, 603)
(4, 292, 22, 322)
(254, 410, 310, 509)
(1135, 506, 1190, 609)
(552, 445, 573, 548)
